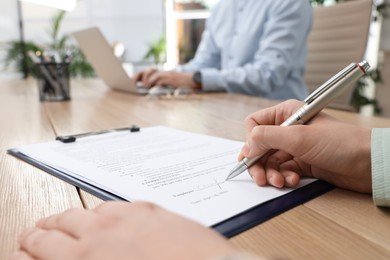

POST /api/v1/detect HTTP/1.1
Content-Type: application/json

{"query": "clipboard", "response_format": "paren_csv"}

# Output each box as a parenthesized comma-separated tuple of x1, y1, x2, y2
(7, 127, 334, 238)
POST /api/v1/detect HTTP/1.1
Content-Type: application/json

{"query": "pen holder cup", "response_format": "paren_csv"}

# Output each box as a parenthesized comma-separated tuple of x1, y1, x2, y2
(36, 62, 71, 102)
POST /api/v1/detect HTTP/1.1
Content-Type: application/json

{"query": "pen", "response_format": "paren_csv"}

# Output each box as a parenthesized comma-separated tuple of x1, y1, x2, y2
(226, 60, 370, 181)
(29, 51, 62, 97)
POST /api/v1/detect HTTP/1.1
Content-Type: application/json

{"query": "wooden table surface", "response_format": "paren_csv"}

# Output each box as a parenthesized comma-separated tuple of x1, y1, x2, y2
(1, 78, 389, 259)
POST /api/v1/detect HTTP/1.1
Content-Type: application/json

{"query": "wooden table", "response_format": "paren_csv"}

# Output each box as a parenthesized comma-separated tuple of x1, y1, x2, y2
(1, 78, 389, 259)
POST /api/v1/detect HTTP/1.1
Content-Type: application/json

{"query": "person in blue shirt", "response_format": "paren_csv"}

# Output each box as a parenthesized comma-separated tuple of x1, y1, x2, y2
(135, 0, 313, 100)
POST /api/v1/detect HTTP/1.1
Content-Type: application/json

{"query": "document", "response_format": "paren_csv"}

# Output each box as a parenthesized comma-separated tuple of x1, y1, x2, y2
(11, 126, 315, 227)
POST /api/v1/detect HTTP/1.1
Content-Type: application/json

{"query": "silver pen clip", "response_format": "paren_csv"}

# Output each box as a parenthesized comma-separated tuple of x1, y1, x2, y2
(304, 63, 357, 104)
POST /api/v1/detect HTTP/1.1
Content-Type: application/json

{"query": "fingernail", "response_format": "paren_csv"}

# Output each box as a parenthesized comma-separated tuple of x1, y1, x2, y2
(241, 142, 250, 156)
(268, 175, 274, 184)
(286, 176, 297, 186)
(36, 217, 47, 227)
(18, 227, 34, 243)
(269, 175, 283, 188)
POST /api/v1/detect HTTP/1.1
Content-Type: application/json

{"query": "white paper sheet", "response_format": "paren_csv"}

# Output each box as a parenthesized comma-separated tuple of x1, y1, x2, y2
(14, 126, 315, 226)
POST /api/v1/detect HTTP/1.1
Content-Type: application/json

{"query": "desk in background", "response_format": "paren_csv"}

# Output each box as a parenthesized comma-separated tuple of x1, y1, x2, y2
(1, 79, 389, 259)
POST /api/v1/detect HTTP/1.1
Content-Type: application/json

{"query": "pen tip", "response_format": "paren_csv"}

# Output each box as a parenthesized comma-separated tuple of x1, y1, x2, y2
(225, 163, 246, 181)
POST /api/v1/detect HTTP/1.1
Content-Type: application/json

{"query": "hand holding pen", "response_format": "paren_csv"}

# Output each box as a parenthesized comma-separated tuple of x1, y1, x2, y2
(226, 61, 370, 182)
(232, 98, 373, 192)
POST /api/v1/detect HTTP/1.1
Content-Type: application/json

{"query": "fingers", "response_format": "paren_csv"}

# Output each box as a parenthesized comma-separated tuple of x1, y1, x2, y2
(143, 69, 158, 87)
(248, 150, 303, 188)
(135, 68, 158, 87)
(134, 70, 194, 89)
(238, 141, 249, 161)
(149, 72, 169, 87)
(242, 100, 339, 160)
(242, 125, 308, 188)
(17, 227, 77, 259)
(240, 100, 345, 190)
(263, 150, 292, 188)
(137, 70, 170, 88)
(250, 162, 302, 188)
(148, 71, 186, 88)
(243, 100, 304, 156)
(36, 207, 97, 238)
(133, 71, 142, 83)
(279, 160, 303, 187)
(244, 99, 304, 135)
(244, 124, 308, 159)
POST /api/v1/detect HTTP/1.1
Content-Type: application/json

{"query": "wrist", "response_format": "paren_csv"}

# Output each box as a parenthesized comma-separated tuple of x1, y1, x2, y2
(192, 71, 203, 90)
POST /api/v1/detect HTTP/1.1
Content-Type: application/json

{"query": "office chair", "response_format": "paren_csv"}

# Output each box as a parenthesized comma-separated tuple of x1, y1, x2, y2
(305, 0, 373, 111)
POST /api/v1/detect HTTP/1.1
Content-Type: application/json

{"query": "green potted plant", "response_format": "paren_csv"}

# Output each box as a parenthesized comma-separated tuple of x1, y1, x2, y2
(4, 11, 94, 78)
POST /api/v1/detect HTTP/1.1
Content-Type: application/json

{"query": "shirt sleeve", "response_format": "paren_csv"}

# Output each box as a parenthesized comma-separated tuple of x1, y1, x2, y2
(371, 128, 390, 207)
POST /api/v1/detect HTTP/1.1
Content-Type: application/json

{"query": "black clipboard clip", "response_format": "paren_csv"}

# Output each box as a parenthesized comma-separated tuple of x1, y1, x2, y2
(56, 125, 140, 143)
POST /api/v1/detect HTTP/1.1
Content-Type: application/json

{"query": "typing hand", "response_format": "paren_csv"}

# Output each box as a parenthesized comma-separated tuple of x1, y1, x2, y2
(134, 69, 198, 89)
(133, 67, 158, 88)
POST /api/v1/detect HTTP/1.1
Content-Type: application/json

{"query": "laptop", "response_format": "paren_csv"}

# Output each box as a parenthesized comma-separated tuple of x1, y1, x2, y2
(72, 27, 148, 94)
